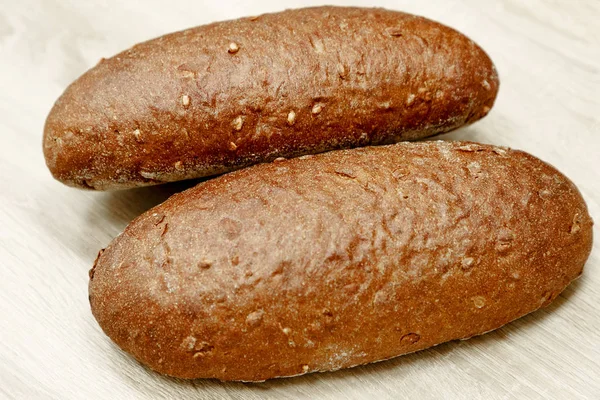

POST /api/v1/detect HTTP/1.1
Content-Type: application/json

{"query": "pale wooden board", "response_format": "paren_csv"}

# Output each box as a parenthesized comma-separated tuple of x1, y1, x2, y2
(1, 0, 599, 398)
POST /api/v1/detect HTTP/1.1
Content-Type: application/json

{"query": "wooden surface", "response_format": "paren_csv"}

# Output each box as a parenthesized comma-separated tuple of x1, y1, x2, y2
(1, 0, 598, 398)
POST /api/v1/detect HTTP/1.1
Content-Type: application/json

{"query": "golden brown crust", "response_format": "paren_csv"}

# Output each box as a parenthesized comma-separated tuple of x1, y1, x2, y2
(89, 141, 592, 381)
(44, 6, 498, 190)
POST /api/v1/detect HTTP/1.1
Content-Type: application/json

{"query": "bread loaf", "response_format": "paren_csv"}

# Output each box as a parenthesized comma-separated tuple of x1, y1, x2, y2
(44, 6, 498, 190)
(89, 141, 592, 381)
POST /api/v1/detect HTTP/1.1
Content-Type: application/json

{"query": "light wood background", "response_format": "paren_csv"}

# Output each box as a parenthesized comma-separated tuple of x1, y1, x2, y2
(1, 0, 598, 398)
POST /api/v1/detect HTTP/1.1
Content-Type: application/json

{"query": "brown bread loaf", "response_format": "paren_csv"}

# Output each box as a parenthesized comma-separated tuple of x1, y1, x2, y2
(44, 6, 498, 190)
(89, 141, 592, 381)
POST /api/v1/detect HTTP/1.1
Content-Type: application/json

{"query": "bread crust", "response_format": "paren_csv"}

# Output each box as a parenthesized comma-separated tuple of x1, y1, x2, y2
(89, 141, 592, 381)
(44, 6, 498, 190)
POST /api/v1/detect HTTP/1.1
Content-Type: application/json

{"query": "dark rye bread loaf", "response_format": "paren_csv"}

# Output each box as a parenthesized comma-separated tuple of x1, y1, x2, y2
(89, 141, 592, 381)
(44, 6, 498, 190)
